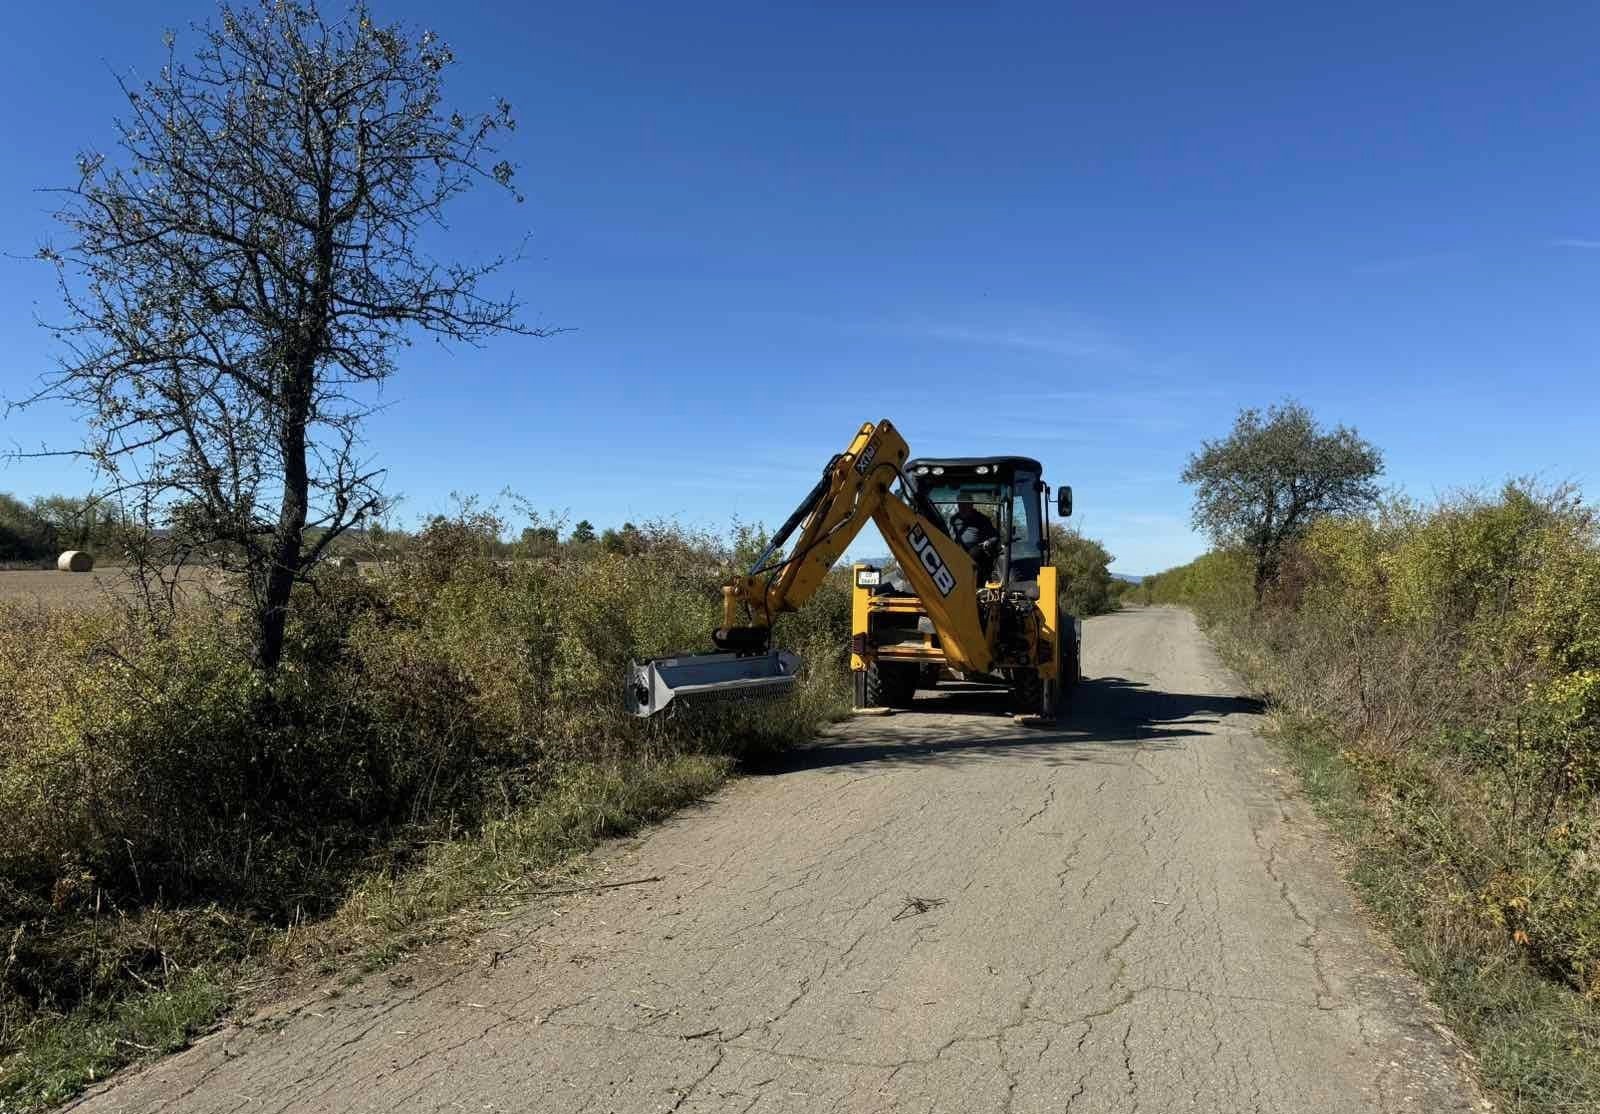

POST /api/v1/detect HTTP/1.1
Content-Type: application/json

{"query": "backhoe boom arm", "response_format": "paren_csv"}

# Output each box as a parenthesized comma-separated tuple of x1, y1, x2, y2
(718, 420, 994, 675)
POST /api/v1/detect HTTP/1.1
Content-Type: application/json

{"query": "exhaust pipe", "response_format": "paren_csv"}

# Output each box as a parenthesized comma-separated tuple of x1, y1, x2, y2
(626, 649, 802, 718)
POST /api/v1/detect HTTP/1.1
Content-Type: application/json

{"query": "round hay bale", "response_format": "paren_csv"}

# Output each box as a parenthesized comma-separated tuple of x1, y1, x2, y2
(57, 550, 94, 573)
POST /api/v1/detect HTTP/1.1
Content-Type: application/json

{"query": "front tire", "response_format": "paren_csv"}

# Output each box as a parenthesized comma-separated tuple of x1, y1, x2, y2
(866, 661, 918, 708)
(1015, 636, 1068, 722)
(1042, 671, 1062, 722)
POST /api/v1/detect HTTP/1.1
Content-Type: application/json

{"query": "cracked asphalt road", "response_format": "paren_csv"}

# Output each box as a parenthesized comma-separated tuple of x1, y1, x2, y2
(73, 606, 1486, 1113)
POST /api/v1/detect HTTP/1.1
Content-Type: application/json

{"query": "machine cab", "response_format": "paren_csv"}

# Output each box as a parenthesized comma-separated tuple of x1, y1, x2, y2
(903, 456, 1062, 588)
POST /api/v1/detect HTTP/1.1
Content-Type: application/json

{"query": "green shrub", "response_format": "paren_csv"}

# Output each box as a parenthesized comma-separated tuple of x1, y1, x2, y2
(1136, 548, 1254, 623)
(1050, 526, 1122, 617)
(0, 513, 853, 1087)
(1144, 483, 1600, 1110)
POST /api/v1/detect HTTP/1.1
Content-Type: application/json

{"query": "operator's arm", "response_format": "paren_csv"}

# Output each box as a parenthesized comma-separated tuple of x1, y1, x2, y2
(717, 419, 993, 675)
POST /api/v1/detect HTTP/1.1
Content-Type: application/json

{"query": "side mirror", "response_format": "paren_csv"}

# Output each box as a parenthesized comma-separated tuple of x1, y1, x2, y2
(1057, 485, 1073, 518)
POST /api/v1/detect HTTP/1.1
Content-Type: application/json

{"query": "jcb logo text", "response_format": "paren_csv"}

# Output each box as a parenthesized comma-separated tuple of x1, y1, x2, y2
(908, 524, 957, 596)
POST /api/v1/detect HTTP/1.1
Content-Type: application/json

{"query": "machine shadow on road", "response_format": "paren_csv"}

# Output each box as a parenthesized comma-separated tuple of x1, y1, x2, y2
(748, 676, 1264, 776)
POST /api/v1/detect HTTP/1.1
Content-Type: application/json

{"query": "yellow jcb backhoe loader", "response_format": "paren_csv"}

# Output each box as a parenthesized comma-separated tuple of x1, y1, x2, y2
(626, 419, 1080, 719)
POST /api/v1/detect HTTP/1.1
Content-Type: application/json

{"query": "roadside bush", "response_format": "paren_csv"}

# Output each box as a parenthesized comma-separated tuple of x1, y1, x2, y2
(1050, 526, 1121, 617)
(0, 514, 853, 1076)
(1148, 486, 1600, 993)
(1142, 483, 1600, 1108)
(0, 606, 260, 900)
(1136, 548, 1254, 623)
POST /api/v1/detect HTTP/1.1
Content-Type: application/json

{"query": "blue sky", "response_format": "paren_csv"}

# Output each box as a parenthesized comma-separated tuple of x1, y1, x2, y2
(3, 2, 1599, 573)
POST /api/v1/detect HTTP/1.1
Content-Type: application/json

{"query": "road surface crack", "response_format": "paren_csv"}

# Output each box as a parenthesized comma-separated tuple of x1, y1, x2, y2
(1019, 782, 1056, 828)
(1121, 1017, 1139, 1112)
(666, 1043, 725, 1111)
(1250, 814, 1338, 1008)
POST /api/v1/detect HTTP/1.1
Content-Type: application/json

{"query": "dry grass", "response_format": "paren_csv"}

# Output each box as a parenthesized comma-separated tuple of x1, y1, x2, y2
(0, 752, 735, 1113)
(1141, 485, 1600, 1114)
(0, 568, 234, 609)
(0, 515, 853, 1111)
(0, 570, 134, 608)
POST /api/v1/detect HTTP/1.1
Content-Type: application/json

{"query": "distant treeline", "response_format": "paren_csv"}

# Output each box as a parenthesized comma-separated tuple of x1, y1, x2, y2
(0, 493, 134, 564)
(344, 515, 753, 564)
(0, 495, 640, 567)
(2, 493, 1129, 622)
(346, 515, 1131, 620)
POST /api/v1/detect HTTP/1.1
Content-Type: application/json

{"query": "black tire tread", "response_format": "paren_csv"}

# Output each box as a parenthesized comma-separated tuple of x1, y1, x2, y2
(1010, 667, 1044, 716)
(866, 661, 918, 708)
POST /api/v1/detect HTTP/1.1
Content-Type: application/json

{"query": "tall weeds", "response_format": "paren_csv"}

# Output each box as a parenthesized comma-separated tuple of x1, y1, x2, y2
(1139, 483, 1600, 1110)
(0, 513, 851, 1105)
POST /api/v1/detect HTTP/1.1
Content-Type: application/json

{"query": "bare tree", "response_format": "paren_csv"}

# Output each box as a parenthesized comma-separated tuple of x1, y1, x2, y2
(1183, 401, 1383, 596)
(19, 0, 551, 670)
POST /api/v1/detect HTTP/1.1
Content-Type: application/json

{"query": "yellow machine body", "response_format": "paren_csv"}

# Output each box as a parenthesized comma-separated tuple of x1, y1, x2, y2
(630, 418, 1077, 718)
(850, 564, 1062, 680)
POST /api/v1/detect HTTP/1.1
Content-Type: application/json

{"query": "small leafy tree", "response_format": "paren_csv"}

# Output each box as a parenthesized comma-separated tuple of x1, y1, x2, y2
(20, 1, 550, 670)
(0, 494, 49, 562)
(1183, 401, 1383, 596)
(519, 524, 559, 557)
(569, 520, 596, 545)
(1049, 524, 1119, 617)
(0, 492, 124, 561)
(601, 522, 641, 555)
(30, 494, 106, 552)
(730, 520, 771, 572)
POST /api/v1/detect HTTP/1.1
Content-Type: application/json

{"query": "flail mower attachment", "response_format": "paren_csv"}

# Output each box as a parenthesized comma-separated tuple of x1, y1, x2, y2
(626, 649, 802, 718)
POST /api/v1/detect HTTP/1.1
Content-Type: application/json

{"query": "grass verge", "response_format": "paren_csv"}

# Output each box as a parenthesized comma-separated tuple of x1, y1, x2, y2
(0, 751, 733, 1113)
(1267, 712, 1600, 1114)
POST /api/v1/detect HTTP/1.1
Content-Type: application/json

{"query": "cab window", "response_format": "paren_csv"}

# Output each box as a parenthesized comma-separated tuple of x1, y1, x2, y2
(1010, 468, 1044, 574)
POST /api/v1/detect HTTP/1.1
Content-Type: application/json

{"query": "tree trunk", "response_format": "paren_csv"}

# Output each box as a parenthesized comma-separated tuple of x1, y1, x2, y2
(254, 356, 314, 672)
(1253, 544, 1275, 601)
(255, 171, 334, 672)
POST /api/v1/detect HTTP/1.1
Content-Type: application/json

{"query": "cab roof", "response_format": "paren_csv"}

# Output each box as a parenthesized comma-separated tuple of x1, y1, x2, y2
(905, 456, 1044, 475)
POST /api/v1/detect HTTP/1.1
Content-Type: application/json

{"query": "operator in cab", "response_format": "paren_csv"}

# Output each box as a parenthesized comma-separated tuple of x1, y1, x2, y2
(951, 497, 1000, 582)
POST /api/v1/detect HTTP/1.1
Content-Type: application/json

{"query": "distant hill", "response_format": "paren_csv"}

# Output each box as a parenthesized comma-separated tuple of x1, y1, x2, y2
(1112, 573, 1143, 584)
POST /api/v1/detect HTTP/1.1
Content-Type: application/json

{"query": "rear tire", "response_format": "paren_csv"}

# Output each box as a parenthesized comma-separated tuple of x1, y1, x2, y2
(1064, 617, 1082, 685)
(866, 661, 918, 708)
(1056, 629, 1078, 719)
(1010, 667, 1045, 717)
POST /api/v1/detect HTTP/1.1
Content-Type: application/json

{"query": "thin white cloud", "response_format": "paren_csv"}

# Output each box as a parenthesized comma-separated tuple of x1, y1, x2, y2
(905, 321, 1128, 362)
(1550, 238, 1600, 249)
(1100, 511, 1192, 529)
(1350, 252, 1463, 275)
(987, 414, 1188, 439)
(849, 308, 1132, 364)
(1025, 386, 1224, 405)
